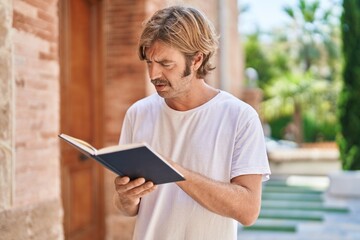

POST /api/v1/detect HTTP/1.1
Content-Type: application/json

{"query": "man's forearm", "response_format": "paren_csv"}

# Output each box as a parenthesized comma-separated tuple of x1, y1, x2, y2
(175, 164, 262, 226)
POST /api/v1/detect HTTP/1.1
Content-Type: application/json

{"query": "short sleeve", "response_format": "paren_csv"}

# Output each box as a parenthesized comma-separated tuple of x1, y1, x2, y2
(231, 114, 271, 181)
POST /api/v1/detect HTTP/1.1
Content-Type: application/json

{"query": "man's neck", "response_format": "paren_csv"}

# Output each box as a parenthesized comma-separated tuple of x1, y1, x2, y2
(165, 83, 219, 111)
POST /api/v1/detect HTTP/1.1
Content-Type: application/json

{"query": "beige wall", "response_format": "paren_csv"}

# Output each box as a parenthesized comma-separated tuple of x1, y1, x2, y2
(0, 0, 63, 239)
(167, 0, 244, 96)
(0, 0, 14, 211)
(0, 0, 242, 239)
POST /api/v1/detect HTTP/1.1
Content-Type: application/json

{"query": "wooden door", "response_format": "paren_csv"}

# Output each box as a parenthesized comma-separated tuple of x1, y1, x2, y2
(59, 0, 104, 239)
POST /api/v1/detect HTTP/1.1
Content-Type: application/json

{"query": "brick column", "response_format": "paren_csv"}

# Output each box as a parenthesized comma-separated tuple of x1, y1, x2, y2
(0, 0, 64, 239)
(0, 0, 14, 210)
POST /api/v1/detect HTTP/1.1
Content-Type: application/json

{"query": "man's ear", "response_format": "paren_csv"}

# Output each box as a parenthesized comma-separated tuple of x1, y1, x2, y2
(193, 52, 204, 71)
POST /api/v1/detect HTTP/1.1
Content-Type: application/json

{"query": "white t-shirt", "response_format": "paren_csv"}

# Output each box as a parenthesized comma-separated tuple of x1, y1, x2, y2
(119, 91, 271, 240)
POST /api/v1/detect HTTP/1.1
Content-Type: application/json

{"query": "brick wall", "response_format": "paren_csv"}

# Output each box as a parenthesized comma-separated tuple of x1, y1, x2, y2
(13, 0, 60, 208)
(103, 1, 147, 238)
(0, 0, 63, 239)
(0, 0, 243, 239)
(104, 0, 147, 146)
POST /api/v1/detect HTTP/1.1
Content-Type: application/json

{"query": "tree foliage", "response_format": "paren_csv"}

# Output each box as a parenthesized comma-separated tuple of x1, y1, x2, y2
(338, 0, 360, 170)
(241, 0, 342, 143)
(262, 71, 337, 143)
(261, 0, 341, 143)
(283, 0, 341, 78)
(243, 33, 274, 88)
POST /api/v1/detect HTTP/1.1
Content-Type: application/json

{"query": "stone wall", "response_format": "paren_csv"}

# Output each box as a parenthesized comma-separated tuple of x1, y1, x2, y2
(13, 0, 60, 208)
(0, 0, 243, 239)
(104, 0, 148, 146)
(0, 0, 14, 211)
(0, 199, 63, 240)
(0, 0, 63, 239)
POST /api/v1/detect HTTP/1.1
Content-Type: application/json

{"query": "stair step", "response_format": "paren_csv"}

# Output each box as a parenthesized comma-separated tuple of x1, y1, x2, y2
(264, 176, 328, 190)
(242, 224, 296, 232)
(259, 209, 324, 221)
(261, 200, 349, 213)
(263, 185, 323, 194)
(264, 180, 288, 186)
(241, 219, 298, 233)
(262, 192, 323, 202)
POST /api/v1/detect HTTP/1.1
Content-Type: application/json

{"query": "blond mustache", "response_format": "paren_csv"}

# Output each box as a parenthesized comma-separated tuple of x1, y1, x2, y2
(151, 79, 169, 85)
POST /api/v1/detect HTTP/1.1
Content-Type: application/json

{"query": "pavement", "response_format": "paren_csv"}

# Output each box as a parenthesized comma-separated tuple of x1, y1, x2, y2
(237, 175, 360, 240)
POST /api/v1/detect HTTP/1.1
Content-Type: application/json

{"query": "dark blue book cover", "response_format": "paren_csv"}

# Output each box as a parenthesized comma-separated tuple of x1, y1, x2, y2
(59, 133, 185, 185)
(97, 146, 185, 184)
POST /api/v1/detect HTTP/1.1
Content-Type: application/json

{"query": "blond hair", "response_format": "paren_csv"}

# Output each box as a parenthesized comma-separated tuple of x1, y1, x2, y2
(138, 6, 219, 78)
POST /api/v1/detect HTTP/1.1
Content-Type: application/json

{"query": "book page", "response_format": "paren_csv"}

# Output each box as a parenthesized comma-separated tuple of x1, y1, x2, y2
(97, 142, 147, 155)
(59, 134, 97, 155)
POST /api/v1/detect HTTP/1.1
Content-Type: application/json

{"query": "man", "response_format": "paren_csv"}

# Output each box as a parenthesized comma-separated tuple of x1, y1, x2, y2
(114, 5, 270, 240)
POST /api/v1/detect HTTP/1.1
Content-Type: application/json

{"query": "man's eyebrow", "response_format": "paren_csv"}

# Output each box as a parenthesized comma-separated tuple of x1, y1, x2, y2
(145, 58, 174, 64)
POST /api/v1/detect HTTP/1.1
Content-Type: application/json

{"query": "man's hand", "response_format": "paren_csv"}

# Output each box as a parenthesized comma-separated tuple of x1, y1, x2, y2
(114, 176, 157, 216)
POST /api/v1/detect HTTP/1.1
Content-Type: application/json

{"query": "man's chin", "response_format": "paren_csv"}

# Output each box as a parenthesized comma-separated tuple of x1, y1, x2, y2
(156, 91, 167, 98)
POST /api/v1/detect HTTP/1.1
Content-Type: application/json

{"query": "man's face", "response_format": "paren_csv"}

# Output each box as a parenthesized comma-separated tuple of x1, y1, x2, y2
(144, 41, 195, 99)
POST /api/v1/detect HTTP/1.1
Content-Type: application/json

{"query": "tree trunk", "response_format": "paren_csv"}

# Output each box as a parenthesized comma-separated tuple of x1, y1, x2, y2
(294, 102, 303, 143)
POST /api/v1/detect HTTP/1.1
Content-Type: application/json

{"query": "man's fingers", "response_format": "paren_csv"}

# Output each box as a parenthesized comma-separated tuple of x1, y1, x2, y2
(125, 180, 155, 196)
(138, 183, 157, 198)
(115, 177, 154, 196)
(114, 176, 130, 185)
(115, 177, 144, 189)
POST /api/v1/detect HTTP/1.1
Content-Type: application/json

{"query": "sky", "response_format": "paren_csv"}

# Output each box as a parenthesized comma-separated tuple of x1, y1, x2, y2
(238, 0, 297, 35)
(238, 0, 341, 35)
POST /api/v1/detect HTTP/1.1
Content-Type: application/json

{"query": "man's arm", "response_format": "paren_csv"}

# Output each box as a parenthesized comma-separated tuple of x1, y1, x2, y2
(174, 162, 263, 226)
(113, 164, 264, 225)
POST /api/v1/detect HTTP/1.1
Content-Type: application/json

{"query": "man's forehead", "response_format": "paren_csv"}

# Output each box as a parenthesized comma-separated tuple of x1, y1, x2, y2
(145, 42, 180, 61)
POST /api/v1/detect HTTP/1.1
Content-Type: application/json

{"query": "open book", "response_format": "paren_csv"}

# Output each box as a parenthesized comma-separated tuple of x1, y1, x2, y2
(59, 133, 185, 184)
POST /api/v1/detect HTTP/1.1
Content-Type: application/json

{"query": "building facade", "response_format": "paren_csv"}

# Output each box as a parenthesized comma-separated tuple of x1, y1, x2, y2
(0, 0, 244, 239)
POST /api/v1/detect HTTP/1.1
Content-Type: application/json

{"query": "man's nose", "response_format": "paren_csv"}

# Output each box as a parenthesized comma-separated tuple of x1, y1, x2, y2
(148, 63, 162, 80)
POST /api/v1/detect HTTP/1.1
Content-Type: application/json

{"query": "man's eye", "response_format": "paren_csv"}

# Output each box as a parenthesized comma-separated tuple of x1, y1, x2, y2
(161, 63, 172, 67)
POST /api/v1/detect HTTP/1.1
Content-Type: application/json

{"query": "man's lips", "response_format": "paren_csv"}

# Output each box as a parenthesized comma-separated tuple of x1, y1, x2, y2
(151, 80, 169, 91)
(154, 83, 167, 91)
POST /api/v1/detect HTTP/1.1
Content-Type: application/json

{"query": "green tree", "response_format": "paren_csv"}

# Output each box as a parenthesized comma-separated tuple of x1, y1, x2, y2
(283, 0, 341, 80)
(241, 0, 341, 143)
(262, 71, 335, 143)
(244, 33, 274, 88)
(260, 0, 341, 143)
(338, 0, 360, 170)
